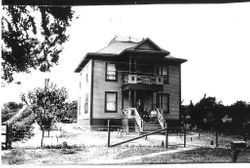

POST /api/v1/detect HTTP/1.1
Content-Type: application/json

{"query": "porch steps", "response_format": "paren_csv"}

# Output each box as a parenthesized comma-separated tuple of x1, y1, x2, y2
(142, 122, 162, 133)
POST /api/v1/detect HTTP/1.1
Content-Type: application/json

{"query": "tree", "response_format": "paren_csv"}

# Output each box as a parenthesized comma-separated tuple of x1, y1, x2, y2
(2, 6, 74, 83)
(189, 94, 224, 130)
(1, 101, 23, 122)
(21, 79, 68, 147)
(62, 100, 77, 122)
(229, 101, 249, 132)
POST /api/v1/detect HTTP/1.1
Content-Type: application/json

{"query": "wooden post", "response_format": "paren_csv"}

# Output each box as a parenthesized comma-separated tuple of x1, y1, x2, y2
(134, 90, 137, 108)
(7, 124, 10, 149)
(165, 122, 168, 148)
(128, 90, 132, 107)
(129, 57, 132, 74)
(122, 91, 124, 109)
(232, 150, 240, 162)
(134, 58, 137, 73)
(216, 127, 218, 147)
(184, 123, 186, 147)
(6, 124, 10, 149)
(243, 124, 246, 141)
(108, 120, 110, 147)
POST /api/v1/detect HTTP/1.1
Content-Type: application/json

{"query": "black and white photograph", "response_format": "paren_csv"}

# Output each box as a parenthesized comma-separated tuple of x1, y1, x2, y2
(1, 0, 250, 165)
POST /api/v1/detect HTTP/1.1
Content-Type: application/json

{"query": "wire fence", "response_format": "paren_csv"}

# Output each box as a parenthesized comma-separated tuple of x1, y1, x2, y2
(7, 122, 248, 149)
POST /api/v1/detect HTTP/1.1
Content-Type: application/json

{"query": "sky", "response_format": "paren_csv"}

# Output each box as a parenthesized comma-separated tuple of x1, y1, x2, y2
(1, 3, 250, 106)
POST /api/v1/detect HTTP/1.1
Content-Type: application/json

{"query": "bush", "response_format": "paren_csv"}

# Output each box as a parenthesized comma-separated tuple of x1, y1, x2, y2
(1, 109, 19, 122)
(11, 113, 35, 142)
(7, 148, 25, 165)
(17, 109, 33, 121)
(1, 102, 23, 122)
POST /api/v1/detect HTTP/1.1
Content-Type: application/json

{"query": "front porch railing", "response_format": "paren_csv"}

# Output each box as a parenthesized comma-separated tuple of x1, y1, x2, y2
(122, 108, 143, 132)
(156, 108, 165, 128)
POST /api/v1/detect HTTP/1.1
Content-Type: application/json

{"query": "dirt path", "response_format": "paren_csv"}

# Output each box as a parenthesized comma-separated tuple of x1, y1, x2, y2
(88, 146, 196, 164)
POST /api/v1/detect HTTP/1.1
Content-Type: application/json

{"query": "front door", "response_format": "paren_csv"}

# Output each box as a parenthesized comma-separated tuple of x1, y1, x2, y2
(136, 91, 145, 116)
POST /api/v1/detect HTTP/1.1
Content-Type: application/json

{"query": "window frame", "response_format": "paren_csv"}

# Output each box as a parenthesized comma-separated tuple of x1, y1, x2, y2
(105, 62, 118, 81)
(157, 65, 169, 84)
(78, 97, 81, 115)
(105, 91, 118, 113)
(84, 93, 88, 114)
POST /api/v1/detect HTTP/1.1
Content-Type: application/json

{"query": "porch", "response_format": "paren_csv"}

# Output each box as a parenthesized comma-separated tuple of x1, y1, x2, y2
(121, 89, 166, 133)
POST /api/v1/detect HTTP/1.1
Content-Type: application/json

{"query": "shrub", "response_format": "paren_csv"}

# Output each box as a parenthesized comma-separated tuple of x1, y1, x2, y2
(11, 113, 35, 142)
(1, 109, 19, 122)
(7, 148, 25, 165)
(16, 109, 33, 121)
(1, 102, 23, 122)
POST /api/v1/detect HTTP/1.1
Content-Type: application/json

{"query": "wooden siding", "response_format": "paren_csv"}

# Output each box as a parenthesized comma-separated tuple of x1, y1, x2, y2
(78, 60, 92, 121)
(163, 65, 180, 120)
(80, 60, 181, 121)
(92, 60, 123, 119)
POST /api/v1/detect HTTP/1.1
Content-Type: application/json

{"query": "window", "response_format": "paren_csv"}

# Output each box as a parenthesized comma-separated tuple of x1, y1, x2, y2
(157, 94, 169, 114)
(86, 73, 88, 84)
(78, 97, 81, 115)
(157, 65, 169, 84)
(106, 63, 117, 81)
(105, 92, 117, 112)
(84, 94, 88, 114)
(162, 66, 168, 76)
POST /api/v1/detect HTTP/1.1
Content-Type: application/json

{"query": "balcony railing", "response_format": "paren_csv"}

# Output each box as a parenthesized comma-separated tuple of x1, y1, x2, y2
(123, 74, 164, 85)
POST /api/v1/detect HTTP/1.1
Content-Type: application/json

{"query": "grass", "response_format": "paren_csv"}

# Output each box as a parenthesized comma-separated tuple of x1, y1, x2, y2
(114, 146, 177, 159)
(2, 146, 250, 165)
(138, 147, 250, 164)
(2, 148, 25, 165)
(3, 123, 250, 165)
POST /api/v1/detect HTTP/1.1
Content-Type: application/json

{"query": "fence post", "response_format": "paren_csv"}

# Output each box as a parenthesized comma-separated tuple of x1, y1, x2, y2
(165, 122, 168, 148)
(243, 124, 246, 141)
(6, 123, 12, 149)
(216, 128, 218, 147)
(107, 119, 110, 147)
(184, 124, 186, 147)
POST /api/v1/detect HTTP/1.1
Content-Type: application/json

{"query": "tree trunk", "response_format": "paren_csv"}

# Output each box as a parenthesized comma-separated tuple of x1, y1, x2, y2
(41, 129, 44, 147)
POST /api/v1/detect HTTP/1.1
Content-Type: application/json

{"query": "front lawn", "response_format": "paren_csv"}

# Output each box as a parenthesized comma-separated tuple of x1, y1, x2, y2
(2, 146, 250, 165)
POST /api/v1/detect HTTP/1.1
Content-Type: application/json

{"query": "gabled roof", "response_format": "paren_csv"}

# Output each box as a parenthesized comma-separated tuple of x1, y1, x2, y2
(74, 37, 187, 72)
(97, 37, 169, 55)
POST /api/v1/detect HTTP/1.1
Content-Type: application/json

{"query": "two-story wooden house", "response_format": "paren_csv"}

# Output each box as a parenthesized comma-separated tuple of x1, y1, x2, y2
(74, 37, 187, 131)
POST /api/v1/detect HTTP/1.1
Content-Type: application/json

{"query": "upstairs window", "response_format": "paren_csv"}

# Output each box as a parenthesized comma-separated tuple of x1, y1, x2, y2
(157, 66, 168, 76)
(86, 73, 88, 84)
(105, 92, 117, 112)
(157, 65, 169, 84)
(106, 63, 117, 81)
(162, 66, 168, 76)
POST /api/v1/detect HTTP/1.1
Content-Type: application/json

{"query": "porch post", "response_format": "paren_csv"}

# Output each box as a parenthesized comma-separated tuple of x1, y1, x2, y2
(152, 91, 154, 109)
(134, 58, 137, 73)
(122, 91, 124, 109)
(129, 57, 132, 74)
(128, 90, 132, 107)
(134, 90, 137, 108)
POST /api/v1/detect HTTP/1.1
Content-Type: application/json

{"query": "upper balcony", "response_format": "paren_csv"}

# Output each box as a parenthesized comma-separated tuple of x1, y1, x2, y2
(122, 74, 165, 91)
(123, 74, 164, 85)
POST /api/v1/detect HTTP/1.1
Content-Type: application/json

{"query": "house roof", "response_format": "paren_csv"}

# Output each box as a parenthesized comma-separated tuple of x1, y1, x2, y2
(97, 41, 138, 55)
(97, 37, 170, 55)
(74, 37, 187, 72)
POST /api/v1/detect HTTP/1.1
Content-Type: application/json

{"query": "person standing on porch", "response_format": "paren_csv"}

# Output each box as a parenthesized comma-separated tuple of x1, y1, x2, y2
(136, 99, 142, 116)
